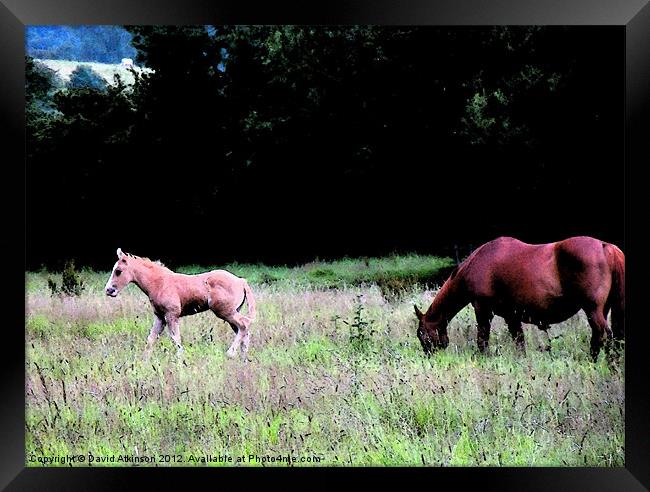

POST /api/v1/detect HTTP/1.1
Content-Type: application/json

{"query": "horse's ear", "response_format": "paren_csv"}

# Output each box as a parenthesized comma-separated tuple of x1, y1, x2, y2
(414, 305, 424, 320)
(117, 248, 123, 259)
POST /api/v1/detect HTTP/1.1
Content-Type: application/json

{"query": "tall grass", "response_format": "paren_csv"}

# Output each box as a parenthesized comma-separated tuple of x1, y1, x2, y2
(25, 256, 624, 467)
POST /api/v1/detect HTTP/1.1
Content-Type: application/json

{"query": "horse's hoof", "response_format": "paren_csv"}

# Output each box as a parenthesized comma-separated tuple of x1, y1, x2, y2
(226, 350, 237, 359)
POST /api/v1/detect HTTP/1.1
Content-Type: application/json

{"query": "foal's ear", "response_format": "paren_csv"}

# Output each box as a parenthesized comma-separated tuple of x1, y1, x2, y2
(117, 248, 123, 259)
(414, 305, 424, 320)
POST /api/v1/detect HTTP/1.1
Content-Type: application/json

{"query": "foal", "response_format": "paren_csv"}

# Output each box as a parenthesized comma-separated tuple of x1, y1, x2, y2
(104, 249, 256, 359)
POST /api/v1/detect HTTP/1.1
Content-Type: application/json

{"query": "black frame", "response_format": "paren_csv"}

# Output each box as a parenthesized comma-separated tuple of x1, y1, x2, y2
(3, 0, 649, 490)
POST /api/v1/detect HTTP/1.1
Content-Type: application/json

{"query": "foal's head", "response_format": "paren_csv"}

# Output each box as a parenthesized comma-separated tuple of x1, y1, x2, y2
(104, 248, 135, 297)
(413, 305, 448, 354)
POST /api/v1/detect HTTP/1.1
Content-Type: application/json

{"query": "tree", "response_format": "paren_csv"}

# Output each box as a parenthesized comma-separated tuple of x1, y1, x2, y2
(26, 26, 622, 268)
(68, 65, 107, 91)
(26, 56, 60, 109)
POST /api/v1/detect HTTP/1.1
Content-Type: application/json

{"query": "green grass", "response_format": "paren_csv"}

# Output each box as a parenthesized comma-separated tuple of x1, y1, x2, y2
(177, 254, 455, 290)
(25, 255, 624, 467)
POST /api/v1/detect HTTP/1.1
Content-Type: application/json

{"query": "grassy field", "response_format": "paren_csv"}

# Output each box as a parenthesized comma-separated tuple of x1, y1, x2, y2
(25, 255, 624, 467)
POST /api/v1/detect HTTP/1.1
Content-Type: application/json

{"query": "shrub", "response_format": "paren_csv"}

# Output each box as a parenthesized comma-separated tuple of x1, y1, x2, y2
(346, 294, 376, 354)
(257, 271, 278, 285)
(375, 263, 457, 301)
(375, 274, 416, 302)
(47, 259, 85, 297)
(26, 57, 62, 109)
(68, 64, 107, 91)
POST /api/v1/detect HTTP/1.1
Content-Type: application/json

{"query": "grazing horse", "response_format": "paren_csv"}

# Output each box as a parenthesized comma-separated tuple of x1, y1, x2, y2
(413, 236, 625, 361)
(104, 248, 256, 359)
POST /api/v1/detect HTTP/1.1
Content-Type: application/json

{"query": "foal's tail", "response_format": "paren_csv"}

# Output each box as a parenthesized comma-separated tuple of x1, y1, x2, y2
(604, 243, 625, 339)
(242, 280, 257, 322)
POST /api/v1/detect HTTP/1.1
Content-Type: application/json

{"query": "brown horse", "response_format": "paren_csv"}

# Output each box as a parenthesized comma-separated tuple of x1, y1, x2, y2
(413, 236, 625, 361)
(104, 248, 256, 359)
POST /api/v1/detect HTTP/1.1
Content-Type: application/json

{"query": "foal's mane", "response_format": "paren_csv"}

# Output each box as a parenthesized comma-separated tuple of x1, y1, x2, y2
(124, 252, 172, 273)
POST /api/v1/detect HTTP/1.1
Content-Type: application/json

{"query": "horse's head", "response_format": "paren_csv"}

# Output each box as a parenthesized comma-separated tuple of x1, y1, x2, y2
(413, 305, 448, 354)
(104, 248, 134, 297)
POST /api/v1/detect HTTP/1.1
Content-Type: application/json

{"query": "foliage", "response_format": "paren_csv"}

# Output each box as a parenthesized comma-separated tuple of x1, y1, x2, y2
(67, 65, 108, 91)
(26, 26, 622, 268)
(26, 56, 61, 107)
(47, 260, 85, 297)
(346, 294, 376, 354)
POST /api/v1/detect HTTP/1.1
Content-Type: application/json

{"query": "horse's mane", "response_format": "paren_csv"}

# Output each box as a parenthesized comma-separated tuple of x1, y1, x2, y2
(124, 252, 172, 272)
(452, 237, 519, 280)
(453, 240, 496, 278)
(449, 236, 516, 279)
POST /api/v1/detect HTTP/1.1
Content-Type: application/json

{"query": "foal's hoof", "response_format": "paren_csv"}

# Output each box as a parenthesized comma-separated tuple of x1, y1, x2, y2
(226, 349, 237, 359)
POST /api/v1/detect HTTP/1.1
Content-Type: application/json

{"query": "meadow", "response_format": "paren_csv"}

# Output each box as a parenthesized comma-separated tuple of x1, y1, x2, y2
(25, 255, 624, 467)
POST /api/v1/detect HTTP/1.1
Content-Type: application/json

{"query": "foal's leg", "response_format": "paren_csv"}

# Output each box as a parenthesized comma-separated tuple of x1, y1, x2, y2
(226, 321, 242, 358)
(474, 303, 493, 354)
(506, 318, 526, 355)
(224, 312, 252, 360)
(165, 313, 184, 354)
(144, 314, 166, 359)
(209, 310, 242, 358)
(239, 317, 252, 358)
(585, 306, 612, 362)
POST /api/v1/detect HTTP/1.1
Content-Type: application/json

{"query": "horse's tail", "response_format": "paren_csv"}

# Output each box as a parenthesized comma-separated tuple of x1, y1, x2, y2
(242, 279, 257, 321)
(604, 243, 625, 339)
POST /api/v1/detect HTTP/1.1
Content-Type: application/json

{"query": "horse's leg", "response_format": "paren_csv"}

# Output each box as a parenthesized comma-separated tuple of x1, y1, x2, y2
(144, 314, 166, 359)
(239, 326, 251, 360)
(585, 306, 612, 362)
(226, 321, 242, 358)
(438, 325, 450, 349)
(474, 303, 493, 354)
(165, 313, 184, 355)
(210, 310, 241, 358)
(506, 318, 526, 355)
(606, 301, 625, 354)
(224, 312, 252, 360)
(538, 324, 551, 352)
(233, 312, 252, 360)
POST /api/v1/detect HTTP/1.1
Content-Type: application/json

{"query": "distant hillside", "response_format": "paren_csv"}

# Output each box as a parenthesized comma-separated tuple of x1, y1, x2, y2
(36, 59, 151, 87)
(26, 26, 136, 63)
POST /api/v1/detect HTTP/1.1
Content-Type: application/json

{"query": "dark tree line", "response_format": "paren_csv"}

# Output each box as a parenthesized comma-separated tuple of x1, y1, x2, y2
(26, 26, 623, 269)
